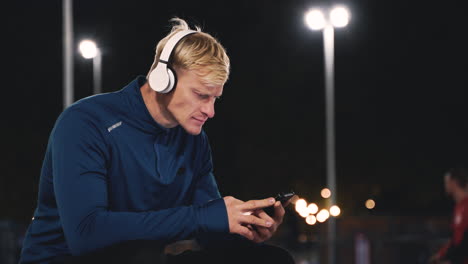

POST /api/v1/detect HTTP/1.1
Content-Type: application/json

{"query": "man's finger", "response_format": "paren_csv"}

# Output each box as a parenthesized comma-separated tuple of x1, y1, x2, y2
(273, 201, 285, 222)
(282, 194, 299, 208)
(256, 209, 274, 223)
(282, 199, 292, 208)
(242, 198, 275, 211)
(255, 225, 271, 238)
(237, 226, 254, 240)
(252, 227, 269, 243)
(241, 214, 273, 228)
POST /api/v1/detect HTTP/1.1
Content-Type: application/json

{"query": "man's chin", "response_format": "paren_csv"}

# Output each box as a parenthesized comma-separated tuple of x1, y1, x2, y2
(183, 125, 203, 135)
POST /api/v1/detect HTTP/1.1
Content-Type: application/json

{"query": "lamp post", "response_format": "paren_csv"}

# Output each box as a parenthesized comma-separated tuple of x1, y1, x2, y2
(304, 6, 350, 264)
(63, 0, 73, 108)
(79, 40, 102, 94)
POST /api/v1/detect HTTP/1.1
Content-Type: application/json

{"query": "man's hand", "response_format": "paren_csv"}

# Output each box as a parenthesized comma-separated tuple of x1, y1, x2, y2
(223, 196, 275, 241)
(250, 200, 286, 243)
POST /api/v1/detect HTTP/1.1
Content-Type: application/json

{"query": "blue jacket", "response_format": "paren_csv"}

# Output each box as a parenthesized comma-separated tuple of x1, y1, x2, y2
(19, 76, 229, 263)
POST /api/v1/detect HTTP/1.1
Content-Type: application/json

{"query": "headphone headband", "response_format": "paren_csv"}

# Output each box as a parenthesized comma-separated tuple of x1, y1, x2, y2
(148, 29, 197, 93)
(159, 30, 197, 64)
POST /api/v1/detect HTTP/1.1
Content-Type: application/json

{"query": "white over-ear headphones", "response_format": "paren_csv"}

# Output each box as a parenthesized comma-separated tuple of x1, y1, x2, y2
(148, 30, 197, 93)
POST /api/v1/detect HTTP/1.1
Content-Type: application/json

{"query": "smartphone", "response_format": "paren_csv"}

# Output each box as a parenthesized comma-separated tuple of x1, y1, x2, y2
(264, 191, 295, 216)
(275, 191, 296, 205)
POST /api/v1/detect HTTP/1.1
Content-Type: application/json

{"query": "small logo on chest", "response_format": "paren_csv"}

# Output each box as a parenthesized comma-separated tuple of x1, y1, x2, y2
(107, 121, 122, 132)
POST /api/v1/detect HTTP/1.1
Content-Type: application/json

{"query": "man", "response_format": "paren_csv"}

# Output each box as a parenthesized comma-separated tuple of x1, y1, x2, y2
(19, 18, 295, 264)
(430, 166, 468, 264)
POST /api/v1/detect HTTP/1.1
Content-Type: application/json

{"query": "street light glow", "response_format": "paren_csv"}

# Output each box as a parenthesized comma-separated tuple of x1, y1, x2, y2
(330, 6, 350, 28)
(305, 9, 326, 30)
(79, 40, 98, 59)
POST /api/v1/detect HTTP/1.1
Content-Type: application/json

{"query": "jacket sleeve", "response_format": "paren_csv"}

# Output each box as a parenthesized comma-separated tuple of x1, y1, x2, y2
(51, 108, 227, 256)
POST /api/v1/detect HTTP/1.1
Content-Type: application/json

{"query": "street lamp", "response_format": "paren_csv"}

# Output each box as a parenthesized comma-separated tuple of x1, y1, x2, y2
(79, 39, 102, 95)
(63, 0, 73, 108)
(304, 5, 350, 264)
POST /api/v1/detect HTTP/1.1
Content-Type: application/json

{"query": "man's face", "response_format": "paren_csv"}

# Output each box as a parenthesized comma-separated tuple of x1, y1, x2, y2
(165, 68, 223, 135)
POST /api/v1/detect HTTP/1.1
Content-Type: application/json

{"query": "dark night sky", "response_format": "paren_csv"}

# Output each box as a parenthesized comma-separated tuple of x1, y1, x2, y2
(3, 0, 467, 223)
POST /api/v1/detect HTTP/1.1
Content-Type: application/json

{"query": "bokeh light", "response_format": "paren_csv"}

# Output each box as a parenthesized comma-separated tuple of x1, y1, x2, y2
(306, 215, 317, 225)
(295, 198, 307, 212)
(365, 199, 376, 209)
(316, 209, 330, 223)
(321, 188, 331, 198)
(307, 203, 319, 214)
(330, 205, 341, 216)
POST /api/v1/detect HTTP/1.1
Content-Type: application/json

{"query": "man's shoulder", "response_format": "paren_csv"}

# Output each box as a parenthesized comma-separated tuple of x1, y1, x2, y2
(53, 92, 125, 135)
(73, 91, 122, 111)
(62, 91, 123, 117)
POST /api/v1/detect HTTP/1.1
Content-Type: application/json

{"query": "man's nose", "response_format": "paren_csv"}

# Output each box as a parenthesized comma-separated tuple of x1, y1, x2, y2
(201, 100, 215, 119)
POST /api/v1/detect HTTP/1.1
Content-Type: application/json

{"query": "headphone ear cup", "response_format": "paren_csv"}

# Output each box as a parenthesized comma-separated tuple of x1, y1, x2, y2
(165, 67, 177, 93)
(148, 65, 170, 93)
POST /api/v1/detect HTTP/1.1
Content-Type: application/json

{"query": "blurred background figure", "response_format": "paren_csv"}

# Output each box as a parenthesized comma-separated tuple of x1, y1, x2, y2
(430, 166, 468, 264)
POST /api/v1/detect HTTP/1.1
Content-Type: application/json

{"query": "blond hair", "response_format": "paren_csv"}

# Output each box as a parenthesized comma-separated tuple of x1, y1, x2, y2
(147, 17, 230, 86)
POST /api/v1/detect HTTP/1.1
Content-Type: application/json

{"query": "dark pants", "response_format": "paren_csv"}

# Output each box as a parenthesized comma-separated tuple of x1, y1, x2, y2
(167, 243, 295, 264)
(55, 240, 295, 264)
